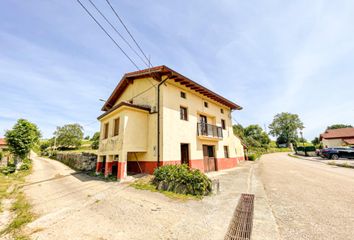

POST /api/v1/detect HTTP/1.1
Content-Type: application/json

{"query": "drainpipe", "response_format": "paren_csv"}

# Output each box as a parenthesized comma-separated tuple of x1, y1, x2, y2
(157, 76, 171, 167)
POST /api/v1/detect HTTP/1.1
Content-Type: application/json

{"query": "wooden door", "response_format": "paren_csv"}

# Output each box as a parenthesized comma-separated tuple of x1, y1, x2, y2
(181, 144, 189, 165)
(203, 145, 216, 172)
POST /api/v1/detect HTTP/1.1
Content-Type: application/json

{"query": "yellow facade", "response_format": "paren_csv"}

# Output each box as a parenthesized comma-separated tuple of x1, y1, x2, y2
(97, 73, 245, 179)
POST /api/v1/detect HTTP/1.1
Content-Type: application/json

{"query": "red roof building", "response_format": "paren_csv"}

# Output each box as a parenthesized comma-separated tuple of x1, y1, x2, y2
(320, 128, 354, 147)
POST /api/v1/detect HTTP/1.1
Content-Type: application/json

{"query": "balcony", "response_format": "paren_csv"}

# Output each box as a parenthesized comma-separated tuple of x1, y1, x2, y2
(197, 123, 223, 140)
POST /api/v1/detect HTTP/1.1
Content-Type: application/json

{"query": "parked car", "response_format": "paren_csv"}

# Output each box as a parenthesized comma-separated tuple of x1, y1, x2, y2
(321, 147, 354, 160)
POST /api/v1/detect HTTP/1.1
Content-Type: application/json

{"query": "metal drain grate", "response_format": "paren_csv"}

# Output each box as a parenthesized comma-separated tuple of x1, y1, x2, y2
(224, 193, 255, 240)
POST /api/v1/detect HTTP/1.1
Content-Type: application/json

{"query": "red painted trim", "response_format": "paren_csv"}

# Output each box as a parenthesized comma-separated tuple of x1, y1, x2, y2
(189, 159, 204, 172)
(117, 162, 126, 179)
(96, 162, 103, 173)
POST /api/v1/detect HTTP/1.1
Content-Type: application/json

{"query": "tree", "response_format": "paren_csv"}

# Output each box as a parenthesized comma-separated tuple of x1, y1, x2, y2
(269, 112, 304, 146)
(84, 135, 90, 140)
(326, 124, 353, 130)
(243, 125, 270, 148)
(91, 132, 100, 150)
(5, 119, 41, 162)
(54, 124, 83, 149)
(233, 124, 244, 139)
(311, 137, 320, 146)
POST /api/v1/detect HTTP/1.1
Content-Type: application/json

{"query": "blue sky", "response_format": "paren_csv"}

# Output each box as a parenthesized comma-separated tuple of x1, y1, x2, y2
(1, 0, 354, 140)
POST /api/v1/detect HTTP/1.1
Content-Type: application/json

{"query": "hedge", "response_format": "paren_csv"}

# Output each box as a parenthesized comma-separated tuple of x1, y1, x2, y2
(153, 164, 212, 196)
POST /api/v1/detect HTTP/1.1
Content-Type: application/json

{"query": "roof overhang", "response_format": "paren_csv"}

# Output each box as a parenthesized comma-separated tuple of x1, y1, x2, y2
(97, 102, 150, 120)
(101, 65, 242, 111)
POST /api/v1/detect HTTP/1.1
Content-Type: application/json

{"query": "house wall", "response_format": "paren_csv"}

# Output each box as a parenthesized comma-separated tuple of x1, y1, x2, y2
(114, 77, 157, 108)
(161, 81, 245, 171)
(322, 138, 345, 148)
(97, 76, 245, 177)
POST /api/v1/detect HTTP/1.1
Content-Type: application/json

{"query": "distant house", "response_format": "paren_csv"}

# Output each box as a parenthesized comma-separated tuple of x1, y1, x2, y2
(0, 138, 7, 150)
(320, 128, 354, 148)
(96, 65, 246, 180)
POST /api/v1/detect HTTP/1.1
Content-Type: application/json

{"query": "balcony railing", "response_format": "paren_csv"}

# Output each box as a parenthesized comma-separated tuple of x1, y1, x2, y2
(197, 123, 223, 139)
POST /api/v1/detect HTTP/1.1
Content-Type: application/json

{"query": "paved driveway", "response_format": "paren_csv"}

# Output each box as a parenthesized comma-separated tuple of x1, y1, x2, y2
(23, 155, 261, 240)
(259, 152, 354, 240)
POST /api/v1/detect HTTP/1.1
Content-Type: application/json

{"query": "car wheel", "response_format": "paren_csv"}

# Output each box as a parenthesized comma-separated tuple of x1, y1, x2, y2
(331, 154, 339, 160)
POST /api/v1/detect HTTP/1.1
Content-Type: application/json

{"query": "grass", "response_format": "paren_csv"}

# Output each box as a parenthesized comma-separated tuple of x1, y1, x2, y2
(0, 159, 35, 239)
(327, 161, 354, 169)
(288, 153, 302, 159)
(130, 178, 201, 201)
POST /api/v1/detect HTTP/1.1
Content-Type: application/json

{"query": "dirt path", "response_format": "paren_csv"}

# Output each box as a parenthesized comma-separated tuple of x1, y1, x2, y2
(23, 155, 259, 240)
(259, 152, 354, 240)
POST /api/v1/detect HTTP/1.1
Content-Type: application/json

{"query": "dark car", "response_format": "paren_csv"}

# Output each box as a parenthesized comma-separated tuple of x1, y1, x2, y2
(321, 147, 354, 160)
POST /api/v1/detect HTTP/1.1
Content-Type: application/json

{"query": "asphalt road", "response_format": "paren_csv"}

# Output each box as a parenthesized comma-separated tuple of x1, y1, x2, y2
(259, 152, 354, 240)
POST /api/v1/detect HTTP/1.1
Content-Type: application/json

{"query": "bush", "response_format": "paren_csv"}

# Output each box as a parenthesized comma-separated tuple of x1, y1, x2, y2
(1, 164, 16, 175)
(248, 154, 256, 161)
(19, 158, 31, 171)
(153, 164, 212, 196)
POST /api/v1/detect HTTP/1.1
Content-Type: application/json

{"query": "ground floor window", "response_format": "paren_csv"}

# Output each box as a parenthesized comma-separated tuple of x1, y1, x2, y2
(224, 146, 229, 158)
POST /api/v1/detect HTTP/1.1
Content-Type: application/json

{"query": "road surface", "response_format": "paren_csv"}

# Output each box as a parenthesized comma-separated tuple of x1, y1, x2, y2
(23, 154, 258, 240)
(259, 152, 354, 240)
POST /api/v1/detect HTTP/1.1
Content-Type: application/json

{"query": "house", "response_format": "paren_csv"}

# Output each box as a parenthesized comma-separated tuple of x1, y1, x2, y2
(96, 66, 246, 179)
(320, 128, 354, 148)
(0, 138, 7, 150)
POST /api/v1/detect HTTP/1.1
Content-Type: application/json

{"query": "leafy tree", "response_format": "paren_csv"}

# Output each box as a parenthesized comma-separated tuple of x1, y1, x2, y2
(54, 124, 84, 149)
(84, 135, 90, 140)
(5, 119, 41, 162)
(91, 132, 100, 150)
(233, 124, 244, 139)
(311, 137, 320, 146)
(244, 125, 270, 148)
(326, 124, 353, 130)
(269, 112, 304, 146)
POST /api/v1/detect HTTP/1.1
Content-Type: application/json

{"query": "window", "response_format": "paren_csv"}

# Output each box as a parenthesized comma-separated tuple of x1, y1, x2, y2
(220, 108, 224, 114)
(113, 118, 120, 136)
(221, 119, 226, 130)
(103, 122, 109, 139)
(180, 91, 186, 99)
(204, 101, 208, 108)
(180, 106, 188, 120)
(224, 146, 229, 158)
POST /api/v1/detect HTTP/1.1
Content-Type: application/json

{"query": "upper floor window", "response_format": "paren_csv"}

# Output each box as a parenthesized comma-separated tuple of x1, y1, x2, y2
(224, 146, 229, 158)
(204, 101, 208, 108)
(114, 118, 120, 136)
(221, 119, 226, 130)
(103, 122, 109, 139)
(180, 91, 186, 99)
(220, 108, 224, 114)
(180, 106, 188, 121)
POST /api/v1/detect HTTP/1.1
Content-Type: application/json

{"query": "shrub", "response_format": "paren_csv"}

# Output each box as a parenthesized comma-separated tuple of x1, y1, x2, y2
(248, 154, 256, 161)
(153, 164, 212, 196)
(1, 164, 16, 175)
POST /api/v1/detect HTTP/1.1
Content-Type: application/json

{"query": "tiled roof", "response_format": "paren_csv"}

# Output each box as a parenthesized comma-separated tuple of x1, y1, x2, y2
(97, 101, 151, 120)
(320, 128, 354, 139)
(0, 138, 6, 146)
(343, 138, 354, 145)
(101, 65, 242, 111)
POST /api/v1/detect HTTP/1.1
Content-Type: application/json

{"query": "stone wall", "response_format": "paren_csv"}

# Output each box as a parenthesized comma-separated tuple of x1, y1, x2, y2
(55, 152, 97, 171)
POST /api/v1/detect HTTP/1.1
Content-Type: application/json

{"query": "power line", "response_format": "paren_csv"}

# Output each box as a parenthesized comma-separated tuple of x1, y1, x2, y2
(76, 0, 140, 70)
(86, 0, 150, 68)
(104, 0, 151, 67)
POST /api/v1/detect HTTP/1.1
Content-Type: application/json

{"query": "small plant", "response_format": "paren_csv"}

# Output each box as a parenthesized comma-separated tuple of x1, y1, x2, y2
(248, 154, 257, 161)
(152, 164, 212, 196)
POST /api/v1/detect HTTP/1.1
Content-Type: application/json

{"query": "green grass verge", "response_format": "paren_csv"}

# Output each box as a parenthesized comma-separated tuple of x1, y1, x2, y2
(130, 179, 201, 201)
(288, 153, 303, 159)
(0, 160, 35, 239)
(327, 161, 354, 169)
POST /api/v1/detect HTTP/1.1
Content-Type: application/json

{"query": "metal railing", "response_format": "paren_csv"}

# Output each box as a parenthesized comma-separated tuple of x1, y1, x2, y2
(197, 123, 223, 139)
